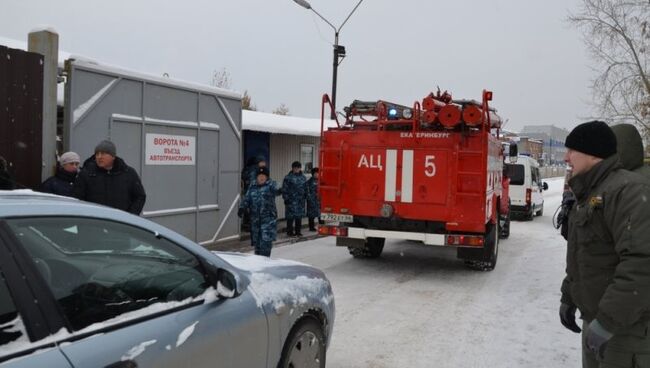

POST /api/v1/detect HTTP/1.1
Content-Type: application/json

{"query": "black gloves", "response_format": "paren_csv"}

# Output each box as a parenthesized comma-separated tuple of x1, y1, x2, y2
(585, 320, 613, 360)
(559, 303, 582, 333)
(237, 208, 245, 218)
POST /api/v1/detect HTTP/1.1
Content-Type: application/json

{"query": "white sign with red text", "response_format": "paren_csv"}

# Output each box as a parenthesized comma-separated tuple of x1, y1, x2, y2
(145, 133, 196, 165)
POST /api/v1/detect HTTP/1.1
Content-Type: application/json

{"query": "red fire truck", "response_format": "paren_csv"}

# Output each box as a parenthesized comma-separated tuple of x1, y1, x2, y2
(317, 89, 514, 270)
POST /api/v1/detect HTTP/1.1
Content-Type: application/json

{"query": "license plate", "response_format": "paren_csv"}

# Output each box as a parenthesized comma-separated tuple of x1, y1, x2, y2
(321, 213, 353, 223)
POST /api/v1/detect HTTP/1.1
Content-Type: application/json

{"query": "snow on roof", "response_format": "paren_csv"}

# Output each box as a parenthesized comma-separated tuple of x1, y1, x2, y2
(0, 35, 240, 103)
(71, 59, 241, 100)
(2, 35, 330, 135)
(242, 110, 338, 137)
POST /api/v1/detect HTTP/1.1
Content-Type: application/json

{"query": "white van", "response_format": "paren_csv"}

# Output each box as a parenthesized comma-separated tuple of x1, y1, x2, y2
(505, 156, 548, 220)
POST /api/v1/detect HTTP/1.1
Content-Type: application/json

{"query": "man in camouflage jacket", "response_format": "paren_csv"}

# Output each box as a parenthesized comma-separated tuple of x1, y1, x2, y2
(559, 121, 650, 367)
(282, 161, 307, 236)
(238, 166, 282, 256)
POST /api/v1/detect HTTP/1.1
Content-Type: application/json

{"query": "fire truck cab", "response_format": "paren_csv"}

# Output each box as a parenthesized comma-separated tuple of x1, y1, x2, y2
(318, 89, 510, 270)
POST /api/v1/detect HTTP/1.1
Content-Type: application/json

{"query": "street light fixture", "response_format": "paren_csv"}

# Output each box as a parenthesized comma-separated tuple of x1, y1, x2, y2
(293, 0, 364, 119)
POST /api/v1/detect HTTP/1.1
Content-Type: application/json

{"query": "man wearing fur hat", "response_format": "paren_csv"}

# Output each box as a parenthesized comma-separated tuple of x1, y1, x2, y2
(559, 121, 650, 367)
(39, 151, 80, 197)
(74, 140, 146, 215)
(238, 166, 282, 256)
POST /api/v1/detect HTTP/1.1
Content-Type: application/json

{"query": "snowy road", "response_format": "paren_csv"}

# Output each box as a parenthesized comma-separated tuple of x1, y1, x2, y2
(270, 177, 580, 368)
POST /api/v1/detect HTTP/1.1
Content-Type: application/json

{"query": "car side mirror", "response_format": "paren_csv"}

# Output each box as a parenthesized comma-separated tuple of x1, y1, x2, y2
(201, 258, 241, 298)
(543, 182, 549, 191)
(215, 268, 240, 298)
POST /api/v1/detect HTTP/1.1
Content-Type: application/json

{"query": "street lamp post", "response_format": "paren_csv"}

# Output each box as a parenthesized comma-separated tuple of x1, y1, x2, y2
(293, 0, 364, 119)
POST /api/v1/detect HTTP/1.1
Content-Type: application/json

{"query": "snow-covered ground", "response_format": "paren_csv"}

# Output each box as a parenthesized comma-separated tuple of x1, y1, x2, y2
(270, 177, 580, 367)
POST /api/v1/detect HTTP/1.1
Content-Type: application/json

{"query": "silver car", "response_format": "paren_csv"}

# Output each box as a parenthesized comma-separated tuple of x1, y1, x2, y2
(0, 191, 334, 367)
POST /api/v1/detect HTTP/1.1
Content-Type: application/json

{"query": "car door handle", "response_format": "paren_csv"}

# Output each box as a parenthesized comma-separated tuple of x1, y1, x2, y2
(104, 361, 138, 368)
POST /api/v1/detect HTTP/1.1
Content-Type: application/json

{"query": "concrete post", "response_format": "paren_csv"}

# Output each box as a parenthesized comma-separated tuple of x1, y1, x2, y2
(28, 29, 59, 181)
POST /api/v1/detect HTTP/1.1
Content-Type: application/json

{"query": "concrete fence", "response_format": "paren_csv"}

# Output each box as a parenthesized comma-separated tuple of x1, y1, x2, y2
(540, 166, 567, 179)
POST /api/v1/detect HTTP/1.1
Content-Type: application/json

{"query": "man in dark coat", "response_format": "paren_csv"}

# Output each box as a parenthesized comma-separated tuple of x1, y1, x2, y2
(305, 167, 321, 231)
(74, 140, 146, 215)
(238, 166, 281, 256)
(282, 161, 307, 236)
(39, 151, 80, 197)
(559, 121, 650, 367)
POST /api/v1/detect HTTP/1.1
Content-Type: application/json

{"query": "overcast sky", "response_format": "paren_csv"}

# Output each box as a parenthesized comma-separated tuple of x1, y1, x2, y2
(2, 0, 593, 132)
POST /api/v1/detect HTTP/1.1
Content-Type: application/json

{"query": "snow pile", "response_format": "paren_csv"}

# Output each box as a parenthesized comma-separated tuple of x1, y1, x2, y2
(249, 273, 330, 312)
(121, 339, 156, 361)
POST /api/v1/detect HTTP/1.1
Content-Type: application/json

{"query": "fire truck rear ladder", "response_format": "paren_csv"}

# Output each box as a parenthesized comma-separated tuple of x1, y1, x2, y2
(319, 141, 345, 197)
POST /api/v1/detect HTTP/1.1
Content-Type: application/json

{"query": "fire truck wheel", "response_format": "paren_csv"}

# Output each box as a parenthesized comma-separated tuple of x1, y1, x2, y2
(348, 237, 385, 258)
(462, 222, 499, 271)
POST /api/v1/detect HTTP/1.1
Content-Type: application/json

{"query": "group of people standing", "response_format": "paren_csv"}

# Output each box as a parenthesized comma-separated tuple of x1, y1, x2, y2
(37, 140, 146, 214)
(238, 157, 321, 257)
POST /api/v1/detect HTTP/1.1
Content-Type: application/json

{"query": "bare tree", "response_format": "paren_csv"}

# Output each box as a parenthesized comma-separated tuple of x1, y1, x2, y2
(242, 90, 257, 111)
(272, 103, 290, 116)
(211, 67, 232, 89)
(569, 0, 650, 131)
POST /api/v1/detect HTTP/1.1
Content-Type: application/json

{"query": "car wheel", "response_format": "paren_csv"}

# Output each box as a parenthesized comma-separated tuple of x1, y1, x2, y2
(536, 205, 544, 216)
(278, 318, 326, 368)
(348, 237, 385, 258)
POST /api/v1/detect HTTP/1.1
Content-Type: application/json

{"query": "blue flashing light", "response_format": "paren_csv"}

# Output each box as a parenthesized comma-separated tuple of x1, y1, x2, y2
(388, 108, 398, 117)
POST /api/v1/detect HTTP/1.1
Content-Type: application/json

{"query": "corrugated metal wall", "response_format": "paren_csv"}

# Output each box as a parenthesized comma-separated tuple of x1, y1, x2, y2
(269, 133, 320, 220)
(64, 60, 242, 245)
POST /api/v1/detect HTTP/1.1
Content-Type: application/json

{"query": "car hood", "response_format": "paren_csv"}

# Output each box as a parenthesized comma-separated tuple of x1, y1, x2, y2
(214, 252, 333, 311)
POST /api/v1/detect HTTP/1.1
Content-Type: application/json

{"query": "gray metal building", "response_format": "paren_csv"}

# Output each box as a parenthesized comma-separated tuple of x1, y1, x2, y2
(64, 59, 242, 246)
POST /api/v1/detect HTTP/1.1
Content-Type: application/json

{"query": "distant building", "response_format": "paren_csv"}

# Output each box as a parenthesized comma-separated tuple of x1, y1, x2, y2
(520, 125, 570, 165)
(517, 137, 544, 161)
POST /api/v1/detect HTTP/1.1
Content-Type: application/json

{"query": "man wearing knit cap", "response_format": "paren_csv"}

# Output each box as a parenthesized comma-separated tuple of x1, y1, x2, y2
(39, 151, 80, 197)
(559, 120, 650, 367)
(74, 140, 146, 215)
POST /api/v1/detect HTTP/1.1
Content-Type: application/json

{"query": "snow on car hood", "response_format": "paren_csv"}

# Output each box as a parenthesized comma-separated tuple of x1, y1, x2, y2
(216, 252, 333, 312)
(215, 252, 309, 272)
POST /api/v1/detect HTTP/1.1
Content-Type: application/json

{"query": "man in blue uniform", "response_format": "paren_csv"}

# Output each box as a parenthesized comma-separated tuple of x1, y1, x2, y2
(282, 161, 307, 237)
(306, 167, 321, 231)
(238, 166, 282, 256)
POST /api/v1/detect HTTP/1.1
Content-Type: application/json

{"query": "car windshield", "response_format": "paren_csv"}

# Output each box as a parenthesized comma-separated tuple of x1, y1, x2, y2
(505, 164, 525, 185)
(6, 217, 209, 331)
